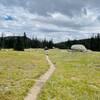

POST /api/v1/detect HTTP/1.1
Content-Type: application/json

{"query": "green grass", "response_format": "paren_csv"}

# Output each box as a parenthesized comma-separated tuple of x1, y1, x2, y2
(38, 49, 100, 100)
(0, 49, 49, 100)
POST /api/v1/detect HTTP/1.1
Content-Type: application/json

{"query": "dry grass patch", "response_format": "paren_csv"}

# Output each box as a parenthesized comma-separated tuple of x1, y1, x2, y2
(0, 49, 48, 100)
(38, 49, 100, 100)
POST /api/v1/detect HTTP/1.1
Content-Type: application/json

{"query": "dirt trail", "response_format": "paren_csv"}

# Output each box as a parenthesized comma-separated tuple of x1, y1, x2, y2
(24, 55, 55, 100)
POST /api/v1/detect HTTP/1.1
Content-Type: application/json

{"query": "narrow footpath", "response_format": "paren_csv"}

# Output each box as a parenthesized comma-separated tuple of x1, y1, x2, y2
(24, 54, 55, 100)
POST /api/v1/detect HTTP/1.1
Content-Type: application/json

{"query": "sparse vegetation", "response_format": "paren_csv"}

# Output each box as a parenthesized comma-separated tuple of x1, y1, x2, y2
(0, 49, 48, 100)
(0, 49, 100, 100)
(38, 49, 100, 100)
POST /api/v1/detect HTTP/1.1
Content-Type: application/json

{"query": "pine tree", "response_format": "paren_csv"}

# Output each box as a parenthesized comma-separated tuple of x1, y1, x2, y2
(48, 40, 53, 49)
(96, 33, 100, 51)
(1, 33, 5, 49)
(23, 32, 27, 48)
(14, 37, 24, 51)
(0, 37, 1, 50)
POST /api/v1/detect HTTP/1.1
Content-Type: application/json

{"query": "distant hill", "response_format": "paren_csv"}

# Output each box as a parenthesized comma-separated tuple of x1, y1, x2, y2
(54, 34, 100, 51)
(0, 36, 31, 49)
(0, 34, 54, 50)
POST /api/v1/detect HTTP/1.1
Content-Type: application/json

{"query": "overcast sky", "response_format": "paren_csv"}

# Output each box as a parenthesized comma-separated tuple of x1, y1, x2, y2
(0, 0, 100, 42)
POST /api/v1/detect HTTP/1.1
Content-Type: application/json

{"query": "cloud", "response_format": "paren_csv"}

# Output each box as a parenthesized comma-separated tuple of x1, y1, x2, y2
(0, 0, 100, 42)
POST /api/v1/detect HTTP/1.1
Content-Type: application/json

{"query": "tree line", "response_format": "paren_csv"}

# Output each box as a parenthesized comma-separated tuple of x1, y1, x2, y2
(55, 33, 100, 51)
(0, 32, 54, 51)
(0, 32, 100, 51)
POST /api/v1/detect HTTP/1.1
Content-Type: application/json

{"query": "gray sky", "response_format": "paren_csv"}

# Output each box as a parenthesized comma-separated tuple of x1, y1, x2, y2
(0, 0, 100, 42)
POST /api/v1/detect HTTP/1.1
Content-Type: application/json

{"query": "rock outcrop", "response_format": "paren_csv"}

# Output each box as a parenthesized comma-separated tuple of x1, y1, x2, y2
(71, 44, 87, 52)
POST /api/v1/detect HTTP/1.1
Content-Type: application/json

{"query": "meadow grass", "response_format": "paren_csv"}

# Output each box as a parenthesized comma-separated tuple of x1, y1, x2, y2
(38, 49, 100, 100)
(0, 49, 49, 100)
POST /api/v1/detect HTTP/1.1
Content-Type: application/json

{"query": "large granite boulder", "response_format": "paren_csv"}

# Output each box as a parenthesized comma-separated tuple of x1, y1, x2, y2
(71, 44, 87, 52)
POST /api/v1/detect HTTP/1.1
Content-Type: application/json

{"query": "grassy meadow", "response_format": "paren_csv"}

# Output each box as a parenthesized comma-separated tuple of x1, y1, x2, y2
(38, 49, 100, 100)
(0, 49, 49, 100)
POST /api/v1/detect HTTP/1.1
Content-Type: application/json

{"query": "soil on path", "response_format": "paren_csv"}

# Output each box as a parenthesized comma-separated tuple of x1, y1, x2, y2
(24, 55, 55, 100)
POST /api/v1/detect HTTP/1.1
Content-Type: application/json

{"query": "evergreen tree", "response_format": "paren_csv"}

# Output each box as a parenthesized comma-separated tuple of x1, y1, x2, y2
(67, 39, 71, 49)
(1, 33, 5, 49)
(48, 40, 53, 49)
(0, 36, 1, 50)
(23, 32, 27, 48)
(14, 37, 24, 51)
(96, 33, 100, 51)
